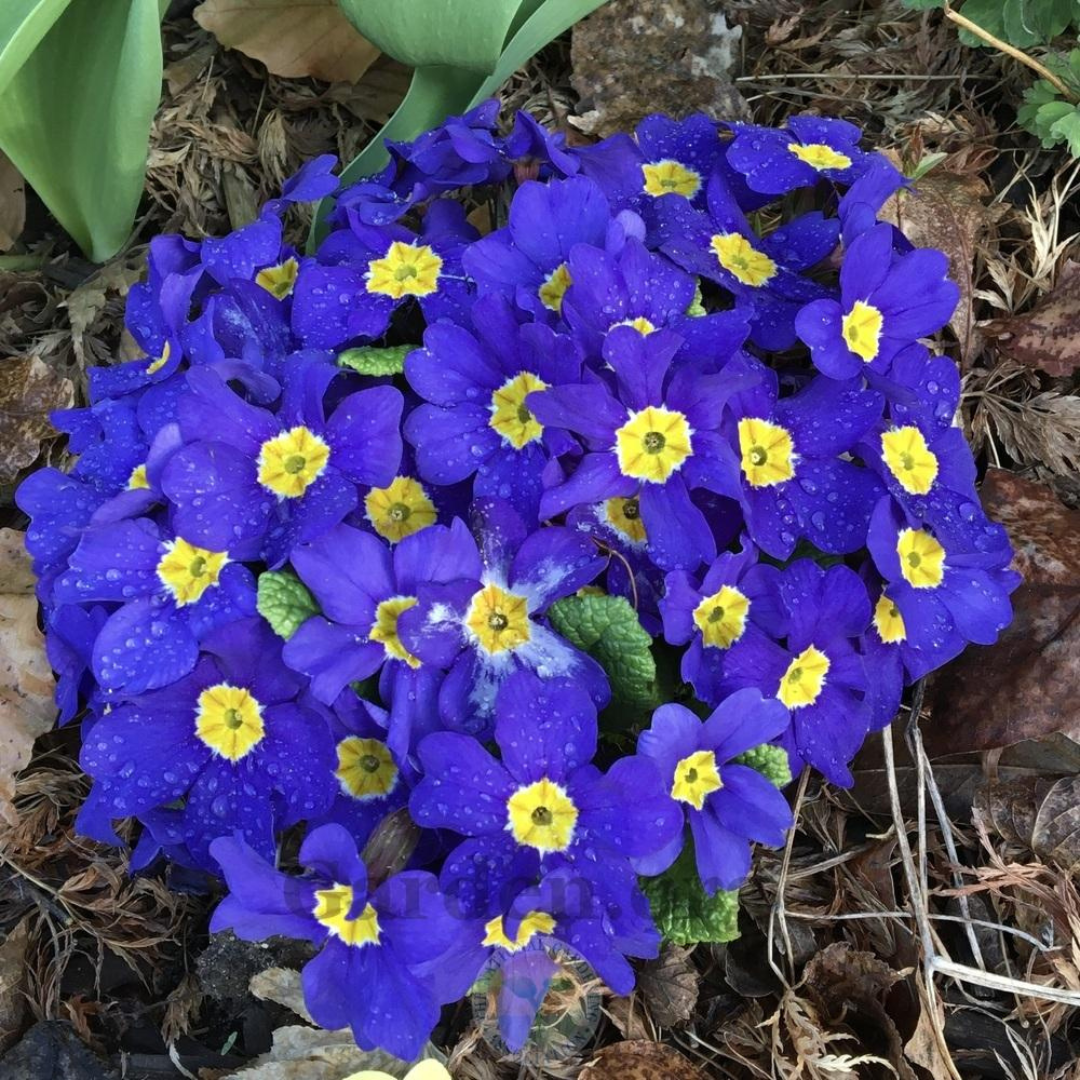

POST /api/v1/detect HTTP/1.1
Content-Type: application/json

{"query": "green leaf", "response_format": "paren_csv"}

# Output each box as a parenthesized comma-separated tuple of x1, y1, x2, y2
(900, 0, 945, 8)
(0, 0, 165, 261)
(734, 743, 793, 788)
(338, 343, 416, 376)
(257, 570, 320, 639)
(0, 0, 72, 100)
(641, 845, 740, 946)
(547, 592, 657, 708)
(686, 280, 706, 317)
(337, 0, 522, 74)
(1049, 107, 1080, 156)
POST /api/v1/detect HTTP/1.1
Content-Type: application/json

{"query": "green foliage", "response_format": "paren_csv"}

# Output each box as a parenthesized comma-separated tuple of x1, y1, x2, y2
(734, 743, 793, 789)
(641, 845, 740, 946)
(338, 343, 416, 377)
(0, 0, 71, 101)
(903, 0, 1079, 46)
(1018, 51, 1080, 156)
(257, 570, 320, 640)
(547, 592, 657, 709)
(686, 281, 706, 317)
(312, 0, 610, 245)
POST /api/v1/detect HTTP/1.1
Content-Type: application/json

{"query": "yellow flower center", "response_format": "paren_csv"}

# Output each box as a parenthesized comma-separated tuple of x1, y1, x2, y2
(642, 159, 703, 198)
(897, 528, 945, 589)
(364, 476, 437, 543)
(127, 463, 150, 491)
(611, 316, 657, 335)
(538, 262, 572, 312)
(366, 241, 443, 299)
(335, 736, 399, 799)
(670, 749, 723, 811)
(710, 233, 778, 287)
(604, 496, 647, 545)
(312, 883, 381, 947)
(156, 538, 228, 607)
(194, 683, 265, 761)
(614, 405, 693, 483)
(369, 596, 422, 668)
(788, 142, 853, 171)
(778, 645, 830, 709)
(489, 372, 548, 449)
(873, 594, 906, 644)
(482, 910, 557, 952)
(465, 584, 531, 655)
(255, 257, 300, 300)
(506, 778, 578, 853)
(880, 426, 939, 495)
(145, 340, 171, 376)
(738, 418, 795, 487)
(257, 426, 331, 498)
(692, 585, 750, 649)
(841, 300, 884, 362)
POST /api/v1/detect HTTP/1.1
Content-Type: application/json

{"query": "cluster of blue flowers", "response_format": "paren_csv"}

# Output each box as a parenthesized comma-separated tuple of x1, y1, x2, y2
(19, 100, 1019, 1060)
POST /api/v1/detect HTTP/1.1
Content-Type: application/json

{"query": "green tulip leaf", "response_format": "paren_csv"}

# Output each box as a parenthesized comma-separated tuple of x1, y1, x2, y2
(0, 0, 73, 101)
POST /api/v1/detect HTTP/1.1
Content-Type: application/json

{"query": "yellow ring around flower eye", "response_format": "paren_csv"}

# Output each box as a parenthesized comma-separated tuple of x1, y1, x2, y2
(671, 749, 723, 810)
(369, 596, 422, 668)
(366, 241, 443, 299)
(156, 538, 228, 606)
(692, 585, 750, 649)
(738, 417, 795, 487)
(841, 300, 884, 362)
(464, 583, 531, 655)
(145, 340, 171, 376)
(312, 883, 381, 947)
(538, 262, 572, 312)
(611, 316, 657, 335)
(873, 594, 906, 644)
(778, 645, 830, 709)
(364, 476, 437, 543)
(335, 736, 399, 799)
(489, 371, 548, 449)
(642, 159, 702, 199)
(788, 142, 852, 171)
(710, 233, 777, 287)
(897, 528, 945, 589)
(256, 257, 300, 300)
(614, 405, 693, 483)
(257, 425, 331, 498)
(506, 778, 578, 853)
(127, 463, 150, 491)
(194, 683, 265, 760)
(482, 910, 556, 952)
(604, 496, 647, 545)
(881, 426, 939, 495)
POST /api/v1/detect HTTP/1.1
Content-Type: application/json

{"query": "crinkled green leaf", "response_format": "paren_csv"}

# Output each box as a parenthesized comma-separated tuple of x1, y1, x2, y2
(641, 846, 740, 946)
(1049, 107, 1080, 156)
(547, 592, 656, 708)
(734, 742, 793, 789)
(338, 343, 416, 377)
(257, 570, 320, 640)
(0, 0, 166, 261)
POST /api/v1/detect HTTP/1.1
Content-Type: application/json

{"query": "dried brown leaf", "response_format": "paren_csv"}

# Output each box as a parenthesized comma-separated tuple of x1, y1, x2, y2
(194, 0, 380, 84)
(880, 166, 993, 364)
(0, 918, 30, 1054)
(0, 530, 56, 825)
(636, 945, 698, 1028)
(0, 151, 25, 254)
(0, 357, 73, 485)
(579, 1040, 706, 1080)
(926, 471, 1080, 756)
(986, 261, 1080, 377)
(361, 806, 419, 886)
(975, 776, 1080, 873)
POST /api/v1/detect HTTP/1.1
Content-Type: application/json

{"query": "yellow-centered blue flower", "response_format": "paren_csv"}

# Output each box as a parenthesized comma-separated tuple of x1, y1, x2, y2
(788, 142, 852, 171)
(604, 496, 647, 545)
(506, 778, 578, 852)
(369, 596, 422, 668)
(710, 233, 777, 287)
(127, 463, 150, 491)
(538, 262, 572, 312)
(642, 159, 702, 198)
(312, 883, 381, 947)
(465, 584, 531, 655)
(256, 257, 300, 299)
(692, 585, 750, 648)
(778, 645, 830, 709)
(366, 242, 443, 299)
(489, 372, 548, 449)
(670, 749, 723, 810)
(156, 538, 228, 606)
(738, 418, 795, 487)
(881, 426, 938, 495)
(335, 736, 399, 799)
(897, 528, 945, 589)
(873, 594, 906, 644)
(364, 476, 437, 543)
(482, 910, 556, 952)
(615, 405, 693, 483)
(195, 683, 265, 760)
(841, 300, 884, 362)
(257, 426, 330, 498)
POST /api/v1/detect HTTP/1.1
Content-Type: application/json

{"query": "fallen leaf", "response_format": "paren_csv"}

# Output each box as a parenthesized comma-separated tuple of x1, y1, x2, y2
(194, 0, 380, 84)
(579, 1040, 706, 1080)
(880, 165, 993, 365)
(0, 528, 57, 825)
(0, 357, 74, 485)
(0, 151, 25, 253)
(0, 918, 31, 1054)
(61, 261, 144, 367)
(985, 260, 1080, 377)
(249, 967, 313, 1023)
(974, 775, 1080, 872)
(925, 470, 1080, 756)
(606, 995, 651, 1041)
(636, 945, 698, 1028)
(904, 982, 954, 1079)
(570, 0, 748, 139)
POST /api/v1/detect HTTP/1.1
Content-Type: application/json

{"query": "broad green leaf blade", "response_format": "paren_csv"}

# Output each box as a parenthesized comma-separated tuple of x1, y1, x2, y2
(336, 0, 522, 73)
(0, 0, 165, 261)
(0, 0, 72, 101)
(641, 845, 740, 946)
(338, 343, 416, 376)
(257, 570, 320, 639)
(467, 0, 609, 107)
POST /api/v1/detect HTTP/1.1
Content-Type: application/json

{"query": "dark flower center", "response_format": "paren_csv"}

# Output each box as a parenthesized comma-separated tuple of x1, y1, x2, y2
(517, 404, 533, 424)
(531, 806, 553, 825)
(787, 667, 803, 684)
(394, 263, 418, 282)
(284, 454, 307, 475)
(907, 552, 922, 568)
(643, 431, 666, 454)
(488, 612, 509, 632)
(900, 452, 915, 471)
(388, 502, 411, 522)
(224, 708, 244, 730)
(189, 556, 207, 578)
(750, 446, 767, 466)
(708, 606, 725, 623)
(361, 754, 381, 773)
(684, 767, 698, 783)
(622, 498, 640, 519)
